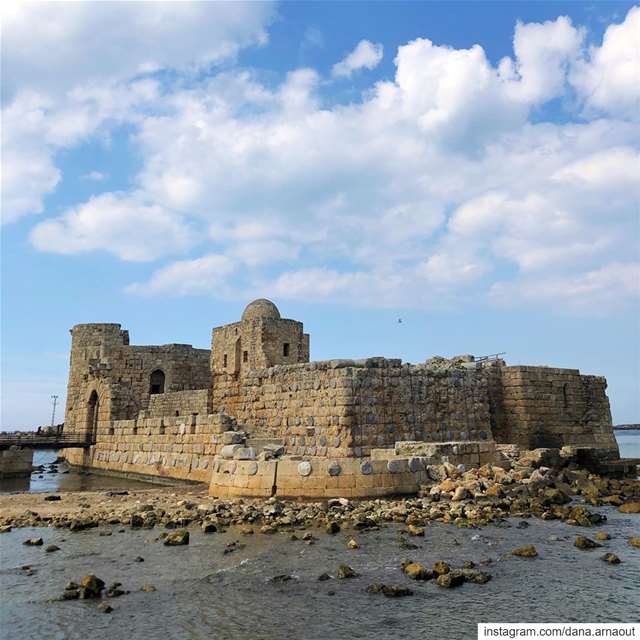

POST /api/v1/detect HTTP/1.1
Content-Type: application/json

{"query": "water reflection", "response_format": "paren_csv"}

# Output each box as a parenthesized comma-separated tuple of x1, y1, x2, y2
(0, 449, 160, 494)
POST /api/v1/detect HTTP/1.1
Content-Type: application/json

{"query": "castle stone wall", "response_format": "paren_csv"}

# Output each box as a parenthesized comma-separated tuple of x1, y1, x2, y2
(212, 358, 493, 457)
(64, 412, 234, 483)
(147, 389, 212, 418)
(488, 365, 618, 457)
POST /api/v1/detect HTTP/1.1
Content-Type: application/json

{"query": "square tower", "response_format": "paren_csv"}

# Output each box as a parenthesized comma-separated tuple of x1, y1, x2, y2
(211, 299, 309, 376)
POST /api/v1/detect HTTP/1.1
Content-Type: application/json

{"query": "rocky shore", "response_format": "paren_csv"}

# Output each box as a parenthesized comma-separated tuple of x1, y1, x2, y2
(1, 452, 638, 537)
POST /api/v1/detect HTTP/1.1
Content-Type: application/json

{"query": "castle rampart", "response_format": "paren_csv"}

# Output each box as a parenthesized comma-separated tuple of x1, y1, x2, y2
(62, 300, 620, 496)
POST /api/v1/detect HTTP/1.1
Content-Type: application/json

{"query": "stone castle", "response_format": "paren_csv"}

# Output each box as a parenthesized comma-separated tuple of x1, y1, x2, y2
(63, 299, 620, 497)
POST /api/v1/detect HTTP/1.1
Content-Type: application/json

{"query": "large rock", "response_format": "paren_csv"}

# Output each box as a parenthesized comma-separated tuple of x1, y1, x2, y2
(618, 502, 640, 514)
(602, 553, 621, 564)
(574, 536, 601, 550)
(79, 575, 105, 599)
(163, 530, 190, 546)
(436, 572, 465, 588)
(432, 561, 451, 576)
(23, 537, 43, 546)
(366, 583, 413, 597)
(402, 562, 433, 581)
(336, 564, 358, 579)
(511, 544, 538, 558)
(325, 521, 340, 534)
(452, 486, 469, 502)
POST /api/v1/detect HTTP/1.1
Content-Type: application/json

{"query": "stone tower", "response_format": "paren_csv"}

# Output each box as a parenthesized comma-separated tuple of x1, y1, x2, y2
(64, 323, 130, 437)
(211, 299, 309, 376)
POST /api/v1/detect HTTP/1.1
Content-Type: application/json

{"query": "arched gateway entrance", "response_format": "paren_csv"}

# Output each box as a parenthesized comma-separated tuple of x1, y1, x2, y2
(87, 390, 99, 441)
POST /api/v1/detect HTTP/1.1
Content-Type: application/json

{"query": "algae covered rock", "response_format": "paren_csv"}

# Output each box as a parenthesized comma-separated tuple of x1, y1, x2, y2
(163, 529, 189, 546)
(512, 544, 538, 558)
(574, 536, 602, 550)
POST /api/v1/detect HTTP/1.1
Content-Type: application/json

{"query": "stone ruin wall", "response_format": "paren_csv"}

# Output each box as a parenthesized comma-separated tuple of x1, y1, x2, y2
(65, 412, 235, 483)
(212, 358, 493, 458)
(64, 323, 211, 437)
(487, 365, 618, 457)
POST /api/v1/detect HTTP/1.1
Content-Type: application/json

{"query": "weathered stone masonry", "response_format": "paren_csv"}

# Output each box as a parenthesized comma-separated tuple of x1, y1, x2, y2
(63, 299, 619, 496)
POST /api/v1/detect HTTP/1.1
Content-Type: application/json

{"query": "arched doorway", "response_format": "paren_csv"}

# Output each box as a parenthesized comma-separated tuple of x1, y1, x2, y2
(87, 390, 99, 441)
(149, 369, 165, 395)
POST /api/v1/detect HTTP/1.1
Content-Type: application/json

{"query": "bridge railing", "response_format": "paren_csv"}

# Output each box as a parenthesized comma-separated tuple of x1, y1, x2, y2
(0, 432, 95, 449)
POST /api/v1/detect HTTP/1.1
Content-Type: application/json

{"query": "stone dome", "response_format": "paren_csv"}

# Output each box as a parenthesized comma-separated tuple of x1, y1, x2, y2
(241, 298, 281, 322)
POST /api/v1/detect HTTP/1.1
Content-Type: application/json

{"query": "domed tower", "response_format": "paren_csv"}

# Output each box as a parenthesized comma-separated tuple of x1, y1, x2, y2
(211, 299, 309, 376)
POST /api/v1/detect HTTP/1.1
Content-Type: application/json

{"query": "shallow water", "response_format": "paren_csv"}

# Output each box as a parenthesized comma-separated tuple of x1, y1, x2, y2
(616, 430, 640, 459)
(0, 450, 159, 494)
(1, 507, 639, 640)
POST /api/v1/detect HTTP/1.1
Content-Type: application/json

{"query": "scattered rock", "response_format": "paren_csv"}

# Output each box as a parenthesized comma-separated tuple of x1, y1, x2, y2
(512, 544, 538, 558)
(347, 537, 359, 549)
(595, 532, 611, 541)
(325, 521, 340, 534)
(574, 536, 601, 550)
(407, 524, 424, 537)
(163, 530, 189, 546)
(270, 575, 293, 584)
(366, 583, 413, 597)
(141, 584, 156, 592)
(436, 572, 465, 588)
(602, 553, 621, 564)
(618, 502, 640, 514)
(402, 562, 433, 581)
(79, 575, 105, 599)
(317, 573, 332, 581)
(452, 487, 469, 502)
(432, 561, 451, 576)
(202, 522, 217, 534)
(337, 564, 358, 579)
(106, 582, 127, 598)
(97, 602, 113, 613)
(45, 544, 60, 553)
(460, 569, 492, 584)
(133, 556, 144, 563)
(44, 495, 61, 502)
(628, 537, 640, 548)
(23, 538, 43, 546)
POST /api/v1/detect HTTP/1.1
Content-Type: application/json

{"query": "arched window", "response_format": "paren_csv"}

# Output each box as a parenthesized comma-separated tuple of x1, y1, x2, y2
(150, 369, 165, 395)
(87, 390, 99, 439)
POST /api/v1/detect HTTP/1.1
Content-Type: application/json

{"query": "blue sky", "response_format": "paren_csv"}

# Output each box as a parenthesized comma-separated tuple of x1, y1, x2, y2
(2, 1, 639, 428)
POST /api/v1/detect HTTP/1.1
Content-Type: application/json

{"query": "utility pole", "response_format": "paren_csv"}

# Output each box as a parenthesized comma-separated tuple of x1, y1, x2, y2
(50, 395, 59, 427)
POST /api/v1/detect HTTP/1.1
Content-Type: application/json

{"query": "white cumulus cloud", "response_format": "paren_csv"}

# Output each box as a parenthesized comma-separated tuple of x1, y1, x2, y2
(332, 40, 384, 77)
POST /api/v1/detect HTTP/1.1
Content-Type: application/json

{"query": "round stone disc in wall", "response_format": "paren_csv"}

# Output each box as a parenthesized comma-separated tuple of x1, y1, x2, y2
(328, 461, 341, 476)
(360, 461, 372, 475)
(408, 457, 422, 473)
(247, 461, 258, 476)
(298, 461, 312, 476)
(212, 460, 220, 473)
(387, 459, 403, 474)
(332, 437, 341, 448)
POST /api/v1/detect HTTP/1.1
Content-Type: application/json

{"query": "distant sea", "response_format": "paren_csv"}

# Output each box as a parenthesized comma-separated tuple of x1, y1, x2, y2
(615, 428, 640, 458)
